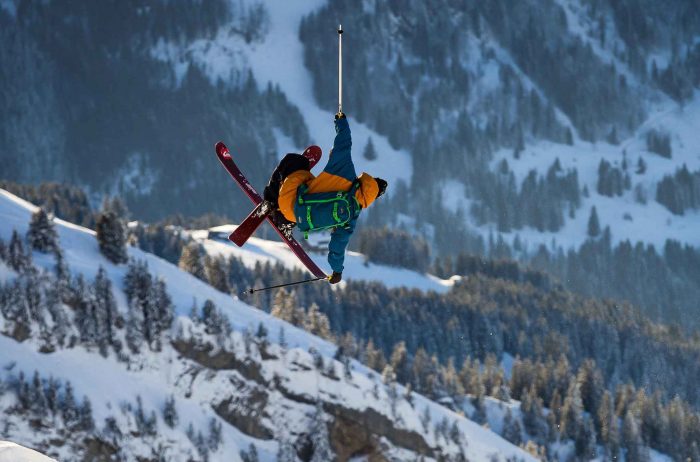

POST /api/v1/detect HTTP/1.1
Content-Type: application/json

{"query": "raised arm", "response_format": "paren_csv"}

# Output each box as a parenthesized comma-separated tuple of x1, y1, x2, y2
(322, 115, 356, 181)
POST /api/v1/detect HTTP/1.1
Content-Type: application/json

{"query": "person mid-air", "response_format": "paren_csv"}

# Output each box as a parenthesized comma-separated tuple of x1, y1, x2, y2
(263, 112, 387, 284)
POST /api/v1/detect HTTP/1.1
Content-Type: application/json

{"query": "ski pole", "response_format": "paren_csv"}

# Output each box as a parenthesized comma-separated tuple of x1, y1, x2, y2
(338, 24, 343, 114)
(245, 276, 329, 295)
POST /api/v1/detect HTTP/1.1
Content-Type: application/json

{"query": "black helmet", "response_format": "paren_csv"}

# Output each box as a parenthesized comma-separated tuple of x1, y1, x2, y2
(375, 177, 388, 198)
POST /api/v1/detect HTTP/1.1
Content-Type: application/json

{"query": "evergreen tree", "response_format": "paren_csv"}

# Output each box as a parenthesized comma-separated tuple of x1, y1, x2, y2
(270, 289, 304, 326)
(363, 339, 387, 372)
(389, 341, 410, 385)
(152, 278, 174, 339)
(26, 208, 58, 253)
(636, 156, 647, 174)
(363, 137, 378, 161)
(304, 303, 332, 340)
(239, 444, 259, 462)
(78, 397, 95, 431)
(8, 230, 31, 272)
(30, 371, 48, 414)
(577, 359, 603, 416)
(561, 382, 584, 440)
(276, 438, 296, 462)
(204, 255, 230, 293)
(521, 386, 546, 440)
(126, 295, 146, 353)
(163, 395, 178, 428)
(95, 211, 128, 264)
(575, 415, 597, 459)
(200, 299, 231, 343)
(587, 206, 601, 237)
(502, 408, 522, 446)
(94, 266, 118, 355)
(207, 417, 223, 451)
(622, 410, 649, 462)
(178, 242, 205, 280)
(309, 402, 333, 462)
(60, 381, 78, 426)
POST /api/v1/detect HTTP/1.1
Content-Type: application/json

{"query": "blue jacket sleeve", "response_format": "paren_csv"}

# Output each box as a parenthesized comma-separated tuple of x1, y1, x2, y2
(323, 117, 356, 181)
(327, 222, 354, 273)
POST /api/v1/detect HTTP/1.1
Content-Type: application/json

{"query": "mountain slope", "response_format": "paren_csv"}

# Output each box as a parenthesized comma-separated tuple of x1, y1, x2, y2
(0, 188, 533, 461)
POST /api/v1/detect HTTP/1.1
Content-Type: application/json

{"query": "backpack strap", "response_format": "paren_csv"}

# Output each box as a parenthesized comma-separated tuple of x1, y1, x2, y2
(297, 184, 309, 205)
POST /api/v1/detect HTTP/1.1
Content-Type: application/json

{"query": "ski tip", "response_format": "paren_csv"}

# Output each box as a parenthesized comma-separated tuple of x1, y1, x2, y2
(303, 145, 322, 169)
(215, 141, 230, 158)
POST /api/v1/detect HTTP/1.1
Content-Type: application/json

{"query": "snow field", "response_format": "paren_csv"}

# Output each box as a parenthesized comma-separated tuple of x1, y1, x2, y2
(0, 188, 533, 461)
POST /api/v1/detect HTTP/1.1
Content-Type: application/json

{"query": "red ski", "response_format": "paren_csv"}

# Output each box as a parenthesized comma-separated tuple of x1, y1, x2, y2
(214, 141, 327, 279)
(229, 145, 322, 247)
(229, 201, 271, 247)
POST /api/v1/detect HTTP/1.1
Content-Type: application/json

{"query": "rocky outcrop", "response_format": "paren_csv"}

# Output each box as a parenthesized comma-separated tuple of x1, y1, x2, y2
(173, 338, 437, 459)
(212, 376, 274, 440)
(171, 339, 266, 384)
(325, 403, 435, 461)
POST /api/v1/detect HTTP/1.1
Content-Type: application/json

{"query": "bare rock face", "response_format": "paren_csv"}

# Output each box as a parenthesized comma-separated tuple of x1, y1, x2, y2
(324, 403, 435, 461)
(326, 413, 388, 462)
(212, 377, 274, 440)
(3, 322, 31, 343)
(81, 437, 118, 462)
(171, 339, 266, 384)
(172, 337, 436, 460)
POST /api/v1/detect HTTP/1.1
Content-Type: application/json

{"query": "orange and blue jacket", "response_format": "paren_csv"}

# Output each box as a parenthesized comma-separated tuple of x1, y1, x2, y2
(278, 117, 380, 272)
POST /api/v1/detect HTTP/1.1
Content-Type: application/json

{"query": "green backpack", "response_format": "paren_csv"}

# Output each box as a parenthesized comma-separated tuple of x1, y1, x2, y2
(294, 181, 362, 239)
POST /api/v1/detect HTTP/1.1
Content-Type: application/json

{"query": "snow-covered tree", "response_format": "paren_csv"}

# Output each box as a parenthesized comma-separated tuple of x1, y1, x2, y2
(502, 408, 522, 446)
(239, 443, 259, 462)
(94, 266, 118, 355)
(304, 303, 332, 340)
(271, 289, 304, 326)
(27, 208, 58, 253)
(178, 242, 205, 280)
(8, 230, 31, 272)
(276, 437, 297, 462)
(309, 402, 333, 462)
(163, 395, 178, 428)
(207, 417, 223, 451)
(204, 255, 229, 293)
(95, 211, 128, 264)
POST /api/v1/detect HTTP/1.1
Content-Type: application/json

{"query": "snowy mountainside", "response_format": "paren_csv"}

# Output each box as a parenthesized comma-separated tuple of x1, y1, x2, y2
(150, 0, 412, 192)
(190, 225, 456, 293)
(150, 0, 700, 255)
(481, 95, 700, 251)
(0, 188, 532, 461)
(0, 441, 56, 462)
(3, 0, 699, 257)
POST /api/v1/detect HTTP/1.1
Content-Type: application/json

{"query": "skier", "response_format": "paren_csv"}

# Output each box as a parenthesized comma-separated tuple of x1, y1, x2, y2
(263, 112, 387, 284)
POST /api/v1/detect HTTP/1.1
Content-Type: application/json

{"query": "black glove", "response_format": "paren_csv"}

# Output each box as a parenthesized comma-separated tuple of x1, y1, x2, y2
(328, 272, 342, 284)
(335, 112, 346, 120)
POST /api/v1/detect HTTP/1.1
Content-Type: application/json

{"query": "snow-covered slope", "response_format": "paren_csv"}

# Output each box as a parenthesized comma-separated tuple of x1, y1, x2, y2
(482, 95, 700, 251)
(191, 225, 456, 293)
(0, 442, 56, 462)
(150, 0, 700, 257)
(0, 188, 532, 461)
(152, 0, 412, 194)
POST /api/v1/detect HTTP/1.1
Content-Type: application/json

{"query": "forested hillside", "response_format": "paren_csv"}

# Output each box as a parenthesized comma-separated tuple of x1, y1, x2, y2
(0, 1, 308, 220)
